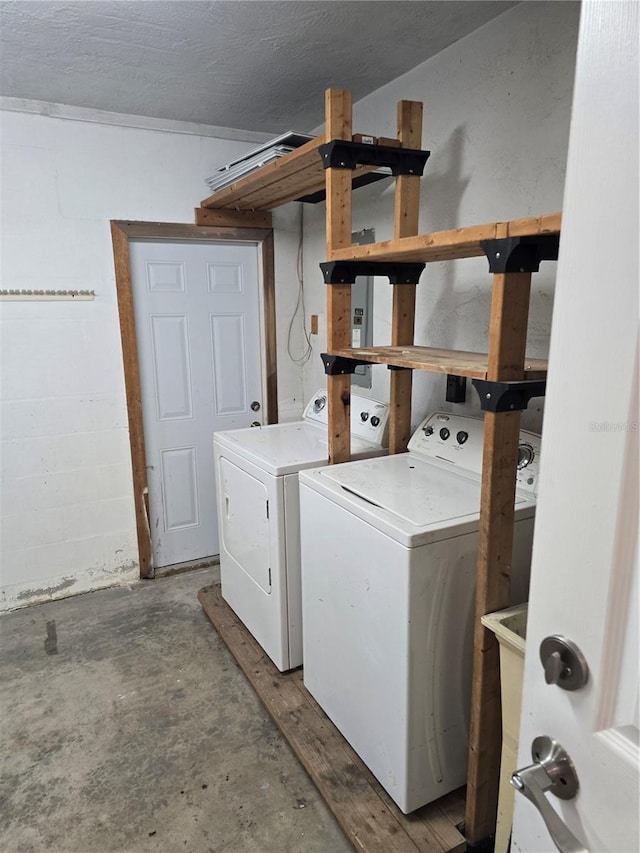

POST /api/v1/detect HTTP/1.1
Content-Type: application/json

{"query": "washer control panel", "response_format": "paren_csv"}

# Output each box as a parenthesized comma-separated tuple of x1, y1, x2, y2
(303, 389, 389, 447)
(408, 412, 541, 494)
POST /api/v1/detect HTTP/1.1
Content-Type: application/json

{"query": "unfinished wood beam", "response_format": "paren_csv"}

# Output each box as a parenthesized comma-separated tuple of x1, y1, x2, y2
(389, 100, 423, 454)
(330, 213, 562, 264)
(111, 222, 153, 579)
(195, 207, 272, 228)
(325, 88, 353, 464)
(329, 345, 547, 379)
(465, 270, 533, 845)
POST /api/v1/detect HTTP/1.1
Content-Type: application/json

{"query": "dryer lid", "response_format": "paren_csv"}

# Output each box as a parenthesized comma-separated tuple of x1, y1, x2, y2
(214, 421, 382, 476)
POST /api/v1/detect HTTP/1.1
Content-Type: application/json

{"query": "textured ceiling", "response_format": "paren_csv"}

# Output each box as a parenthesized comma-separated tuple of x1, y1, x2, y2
(0, 1, 516, 133)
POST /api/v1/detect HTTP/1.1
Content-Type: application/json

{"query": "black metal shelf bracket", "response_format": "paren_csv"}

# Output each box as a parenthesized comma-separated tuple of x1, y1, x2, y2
(319, 140, 431, 176)
(480, 235, 560, 273)
(321, 261, 425, 284)
(472, 379, 547, 412)
(321, 353, 370, 376)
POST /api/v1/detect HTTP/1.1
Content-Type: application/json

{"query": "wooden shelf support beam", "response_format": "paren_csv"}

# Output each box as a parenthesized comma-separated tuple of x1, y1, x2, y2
(390, 99, 423, 454)
(325, 88, 354, 465)
(465, 267, 534, 845)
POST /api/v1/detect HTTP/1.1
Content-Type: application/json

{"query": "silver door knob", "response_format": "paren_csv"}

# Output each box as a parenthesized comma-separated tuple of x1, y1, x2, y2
(251, 401, 261, 412)
(540, 636, 589, 690)
(511, 736, 588, 853)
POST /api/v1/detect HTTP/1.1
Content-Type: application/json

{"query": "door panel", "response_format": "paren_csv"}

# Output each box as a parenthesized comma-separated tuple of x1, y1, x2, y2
(512, 3, 639, 851)
(150, 314, 193, 420)
(160, 446, 200, 531)
(130, 239, 263, 569)
(210, 313, 248, 414)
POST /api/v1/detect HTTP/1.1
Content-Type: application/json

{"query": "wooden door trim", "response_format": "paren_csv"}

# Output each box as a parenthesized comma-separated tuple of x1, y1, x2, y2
(111, 220, 278, 579)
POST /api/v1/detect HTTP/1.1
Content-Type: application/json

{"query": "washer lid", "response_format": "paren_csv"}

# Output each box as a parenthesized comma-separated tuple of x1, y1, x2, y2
(319, 454, 489, 526)
(214, 421, 382, 476)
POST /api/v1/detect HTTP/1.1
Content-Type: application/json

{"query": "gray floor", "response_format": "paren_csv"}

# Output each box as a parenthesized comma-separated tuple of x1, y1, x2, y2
(0, 568, 351, 853)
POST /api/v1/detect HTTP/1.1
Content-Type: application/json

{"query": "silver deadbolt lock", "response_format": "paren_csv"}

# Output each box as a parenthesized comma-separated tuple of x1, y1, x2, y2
(251, 401, 261, 412)
(539, 636, 589, 691)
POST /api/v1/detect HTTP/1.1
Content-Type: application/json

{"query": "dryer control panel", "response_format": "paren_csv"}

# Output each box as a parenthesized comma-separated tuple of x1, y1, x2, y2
(408, 412, 541, 495)
(303, 389, 389, 447)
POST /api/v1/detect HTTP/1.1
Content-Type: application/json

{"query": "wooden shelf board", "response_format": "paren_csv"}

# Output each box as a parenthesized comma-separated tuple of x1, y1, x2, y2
(198, 582, 466, 853)
(331, 346, 548, 380)
(329, 213, 561, 263)
(201, 135, 379, 211)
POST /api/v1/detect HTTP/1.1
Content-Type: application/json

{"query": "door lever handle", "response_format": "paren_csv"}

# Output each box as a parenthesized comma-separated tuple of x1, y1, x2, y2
(511, 736, 588, 853)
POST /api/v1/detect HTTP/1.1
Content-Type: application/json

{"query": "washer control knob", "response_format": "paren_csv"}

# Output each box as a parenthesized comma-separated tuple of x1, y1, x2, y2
(423, 425, 434, 436)
(456, 430, 469, 445)
(439, 427, 450, 441)
(518, 443, 535, 469)
(370, 415, 380, 427)
(360, 411, 369, 422)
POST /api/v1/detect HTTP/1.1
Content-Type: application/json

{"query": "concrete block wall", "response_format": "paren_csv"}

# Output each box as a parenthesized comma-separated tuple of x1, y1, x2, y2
(301, 1, 581, 435)
(0, 111, 302, 609)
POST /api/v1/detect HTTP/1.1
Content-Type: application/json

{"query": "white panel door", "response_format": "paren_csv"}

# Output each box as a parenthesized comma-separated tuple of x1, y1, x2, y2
(512, 3, 638, 851)
(129, 240, 263, 569)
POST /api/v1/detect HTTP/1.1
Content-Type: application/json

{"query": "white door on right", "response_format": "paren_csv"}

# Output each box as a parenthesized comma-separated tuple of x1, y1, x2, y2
(512, 2, 638, 852)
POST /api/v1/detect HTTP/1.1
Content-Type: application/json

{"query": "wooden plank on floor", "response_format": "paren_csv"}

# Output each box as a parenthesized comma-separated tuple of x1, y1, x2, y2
(198, 584, 466, 853)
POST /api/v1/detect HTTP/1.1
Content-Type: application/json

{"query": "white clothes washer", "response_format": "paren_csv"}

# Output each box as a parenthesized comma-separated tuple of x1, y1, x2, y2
(299, 412, 541, 813)
(213, 390, 389, 672)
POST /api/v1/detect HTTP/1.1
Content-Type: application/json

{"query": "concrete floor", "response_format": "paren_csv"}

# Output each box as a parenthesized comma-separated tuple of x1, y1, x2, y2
(0, 568, 352, 853)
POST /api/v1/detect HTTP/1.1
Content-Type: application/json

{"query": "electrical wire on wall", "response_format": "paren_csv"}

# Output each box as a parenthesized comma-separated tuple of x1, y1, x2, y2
(287, 221, 313, 365)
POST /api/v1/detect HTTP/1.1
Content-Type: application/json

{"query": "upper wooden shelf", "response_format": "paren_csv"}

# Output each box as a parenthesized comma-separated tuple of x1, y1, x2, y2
(330, 345, 548, 380)
(201, 135, 384, 211)
(330, 212, 561, 263)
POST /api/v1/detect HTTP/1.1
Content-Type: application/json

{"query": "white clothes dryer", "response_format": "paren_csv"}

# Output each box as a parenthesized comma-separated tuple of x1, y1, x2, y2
(299, 412, 541, 813)
(213, 390, 389, 672)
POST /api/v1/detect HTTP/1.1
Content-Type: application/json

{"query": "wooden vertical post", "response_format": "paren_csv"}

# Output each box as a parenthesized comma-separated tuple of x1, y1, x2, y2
(111, 222, 153, 579)
(389, 100, 423, 454)
(325, 88, 353, 464)
(465, 270, 533, 845)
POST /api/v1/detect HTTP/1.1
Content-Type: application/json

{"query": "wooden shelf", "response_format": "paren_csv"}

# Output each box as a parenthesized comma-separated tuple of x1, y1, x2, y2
(331, 346, 548, 380)
(201, 135, 381, 211)
(330, 212, 561, 263)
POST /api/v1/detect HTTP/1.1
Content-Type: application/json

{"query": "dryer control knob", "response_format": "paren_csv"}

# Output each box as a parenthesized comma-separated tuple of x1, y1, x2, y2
(370, 416, 380, 427)
(517, 443, 535, 469)
(456, 430, 469, 445)
(360, 412, 369, 421)
(423, 425, 434, 436)
(439, 427, 450, 440)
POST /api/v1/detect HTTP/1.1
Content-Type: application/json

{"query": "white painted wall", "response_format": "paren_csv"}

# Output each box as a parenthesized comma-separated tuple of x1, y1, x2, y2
(302, 1, 581, 434)
(0, 110, 303, 609)
(0, 0, 580, 609)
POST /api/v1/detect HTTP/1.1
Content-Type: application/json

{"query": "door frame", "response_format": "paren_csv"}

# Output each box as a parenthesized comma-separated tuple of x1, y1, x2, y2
(111, 220, 278, 579)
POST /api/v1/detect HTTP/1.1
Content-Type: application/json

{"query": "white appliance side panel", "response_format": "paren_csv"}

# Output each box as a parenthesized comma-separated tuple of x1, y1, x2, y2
(300, 483, 412, 803)
(406, 517, 534, 812)
(213, 442, 289, 671)
(283, 473, 302, 669)
(300, 481, 535, 813)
